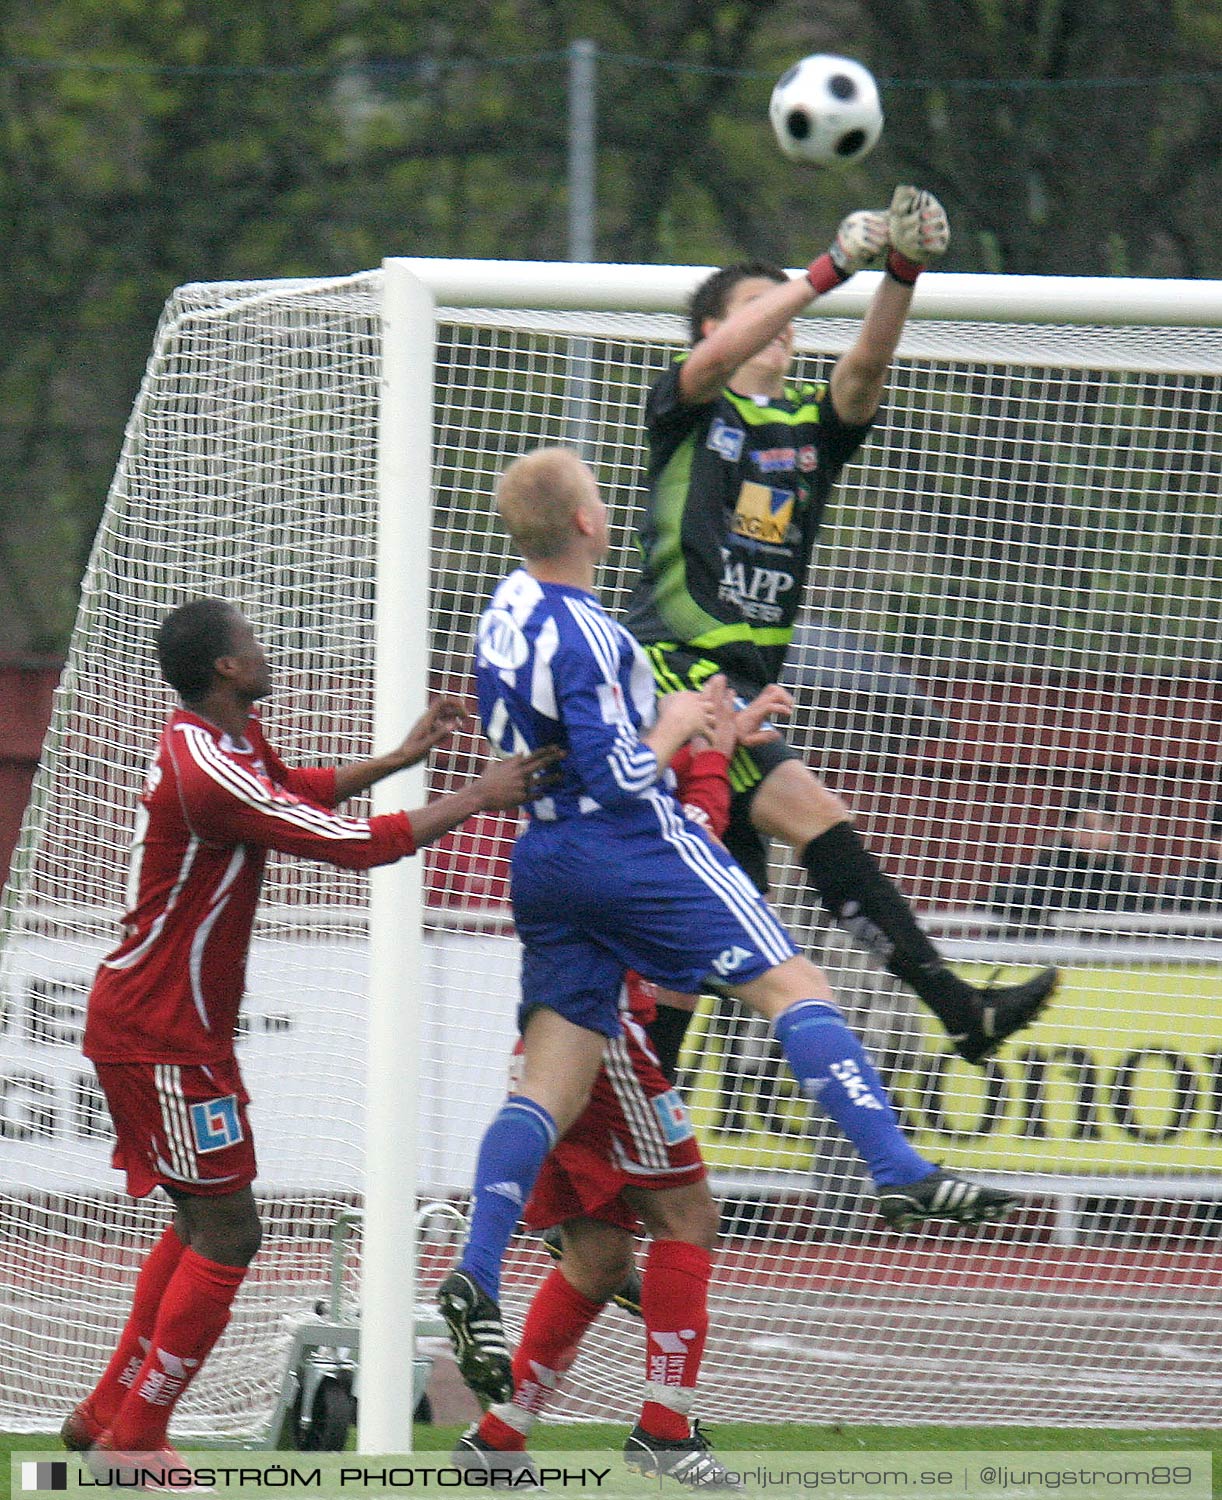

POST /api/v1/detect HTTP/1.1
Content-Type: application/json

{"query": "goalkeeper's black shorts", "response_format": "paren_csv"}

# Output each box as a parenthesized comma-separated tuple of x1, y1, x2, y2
(643, 644, 804, 895)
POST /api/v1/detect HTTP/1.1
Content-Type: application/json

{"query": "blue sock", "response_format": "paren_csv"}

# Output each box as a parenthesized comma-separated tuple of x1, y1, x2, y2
(459, 1096, 557, 1300)
(772, 1000, 931, 1187)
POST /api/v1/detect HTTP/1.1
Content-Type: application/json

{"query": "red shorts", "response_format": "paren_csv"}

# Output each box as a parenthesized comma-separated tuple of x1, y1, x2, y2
(516, 1013, 706, 1234)
(92, 1057, 257, 1199)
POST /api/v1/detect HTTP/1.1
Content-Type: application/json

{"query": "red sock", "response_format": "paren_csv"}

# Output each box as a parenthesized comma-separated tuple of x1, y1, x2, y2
(107, 1249, 246, 1451)
(476, 1268, 602, 1451)
(639, 1240, 711, 1441)
(88, 1225, 187, 1430)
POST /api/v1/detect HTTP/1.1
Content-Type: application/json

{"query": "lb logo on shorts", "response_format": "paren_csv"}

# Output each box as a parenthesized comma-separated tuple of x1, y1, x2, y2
(189, 1095, 244, 1154)
(652, 1089, 694, 1146)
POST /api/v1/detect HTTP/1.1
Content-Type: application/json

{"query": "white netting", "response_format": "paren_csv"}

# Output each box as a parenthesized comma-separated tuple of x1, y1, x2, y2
(0, 273, 386, 1442)
(2, 271, 1222, 1439)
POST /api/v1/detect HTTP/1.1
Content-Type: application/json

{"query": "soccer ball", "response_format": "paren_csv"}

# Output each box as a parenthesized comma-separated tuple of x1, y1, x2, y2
(769, 54, 884, 168)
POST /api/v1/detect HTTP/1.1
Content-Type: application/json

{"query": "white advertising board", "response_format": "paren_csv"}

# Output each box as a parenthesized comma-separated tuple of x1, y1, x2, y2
(0, 920, 520, 1197)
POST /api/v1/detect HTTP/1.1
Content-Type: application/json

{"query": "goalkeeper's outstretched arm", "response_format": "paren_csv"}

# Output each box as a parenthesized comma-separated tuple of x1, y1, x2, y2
(830, 184, 950, 425)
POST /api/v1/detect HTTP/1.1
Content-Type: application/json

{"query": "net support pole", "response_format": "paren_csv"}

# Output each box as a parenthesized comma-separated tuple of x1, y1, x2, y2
(359, 263, 435, 1454)
(567, 39, 597, 263)
(565, 39, 598, 454)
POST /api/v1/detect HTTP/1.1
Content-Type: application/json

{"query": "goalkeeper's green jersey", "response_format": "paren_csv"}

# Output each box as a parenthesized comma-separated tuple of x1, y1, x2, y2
(623, 358, 873, 690)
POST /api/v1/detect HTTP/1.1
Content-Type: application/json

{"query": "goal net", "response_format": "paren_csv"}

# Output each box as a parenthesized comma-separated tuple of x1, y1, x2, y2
(2, 264, 1221, 1440)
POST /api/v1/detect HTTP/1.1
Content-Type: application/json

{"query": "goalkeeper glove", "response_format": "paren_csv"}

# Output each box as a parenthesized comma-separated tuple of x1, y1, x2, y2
(885, 185, 950, 284)
(807, 209, 889, 294)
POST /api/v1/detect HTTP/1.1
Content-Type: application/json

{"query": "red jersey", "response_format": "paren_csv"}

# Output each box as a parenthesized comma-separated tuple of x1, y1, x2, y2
(84, 708, 416, 1065)
(669, 744, 730, 843)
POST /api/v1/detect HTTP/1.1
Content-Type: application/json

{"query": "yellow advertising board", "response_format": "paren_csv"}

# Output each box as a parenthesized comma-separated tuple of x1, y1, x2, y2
(681, 964, 1222, 1175)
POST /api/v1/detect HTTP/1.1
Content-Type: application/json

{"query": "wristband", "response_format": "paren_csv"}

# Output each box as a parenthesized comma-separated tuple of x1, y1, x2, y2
(807, 252, 851, 296)
(886, 249, 923, 285)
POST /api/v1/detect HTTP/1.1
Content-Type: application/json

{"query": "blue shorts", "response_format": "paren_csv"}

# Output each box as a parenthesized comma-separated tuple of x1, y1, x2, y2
(511, 792, 798, 1038)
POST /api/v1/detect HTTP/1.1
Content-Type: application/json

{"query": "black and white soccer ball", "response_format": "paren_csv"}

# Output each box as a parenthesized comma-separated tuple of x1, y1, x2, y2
(769, 54, 884, 167)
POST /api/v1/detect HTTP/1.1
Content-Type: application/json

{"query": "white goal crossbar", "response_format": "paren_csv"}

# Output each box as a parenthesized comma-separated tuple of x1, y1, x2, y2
(392, 260, 1221, 326)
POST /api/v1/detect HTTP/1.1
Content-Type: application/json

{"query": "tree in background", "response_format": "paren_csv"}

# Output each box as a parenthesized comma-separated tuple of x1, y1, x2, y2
(854, 0, 1221, 275)
(1, 0, 1218, 654)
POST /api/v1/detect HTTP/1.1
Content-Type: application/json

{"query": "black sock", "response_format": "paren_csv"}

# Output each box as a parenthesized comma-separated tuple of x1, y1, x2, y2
(647, 1003, 696, 1085)
(799, 822, 977, 1034)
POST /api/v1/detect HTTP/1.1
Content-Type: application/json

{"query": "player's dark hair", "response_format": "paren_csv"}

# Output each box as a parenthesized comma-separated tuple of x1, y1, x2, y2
(687, 261, 789, 344)
(157, 598, 240, 699)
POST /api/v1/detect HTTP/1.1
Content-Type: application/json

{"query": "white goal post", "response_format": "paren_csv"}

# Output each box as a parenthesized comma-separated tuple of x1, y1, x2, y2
(2, 260, 1221, 1453)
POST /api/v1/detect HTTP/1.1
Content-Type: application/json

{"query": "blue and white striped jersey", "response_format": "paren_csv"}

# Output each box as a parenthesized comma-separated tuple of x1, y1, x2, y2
(475, 568, 672, 823)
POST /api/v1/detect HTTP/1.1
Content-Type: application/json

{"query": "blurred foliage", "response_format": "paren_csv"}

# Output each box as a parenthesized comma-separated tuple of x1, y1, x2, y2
(1, 0, 1219, 653)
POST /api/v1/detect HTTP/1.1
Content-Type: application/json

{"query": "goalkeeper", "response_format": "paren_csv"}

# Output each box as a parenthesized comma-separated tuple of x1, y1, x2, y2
(623, 187, 1057, 1076)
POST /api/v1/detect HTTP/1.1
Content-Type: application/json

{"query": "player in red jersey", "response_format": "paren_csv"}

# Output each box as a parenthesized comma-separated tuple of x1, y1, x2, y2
(454, 683, 786, 1491)
(64, 597, 556, 1467)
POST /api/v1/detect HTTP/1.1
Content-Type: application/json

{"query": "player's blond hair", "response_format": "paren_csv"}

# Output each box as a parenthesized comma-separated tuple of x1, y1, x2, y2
(496, 446, 596, 560)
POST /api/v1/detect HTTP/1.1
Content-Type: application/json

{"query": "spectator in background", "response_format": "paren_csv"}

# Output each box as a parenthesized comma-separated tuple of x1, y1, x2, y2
(1160, 811, 1222, 910)
(990, 792, 1157, 933)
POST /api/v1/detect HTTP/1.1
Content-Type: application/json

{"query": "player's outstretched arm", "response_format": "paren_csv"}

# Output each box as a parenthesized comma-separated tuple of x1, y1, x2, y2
(678, 210, 887, 405)
(673, 682, 735, 841)
(177, 725, 556, 870)
(830, 185, 949, 425)
(330, 696, 471, 802)
(404, 746, 563, 851)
